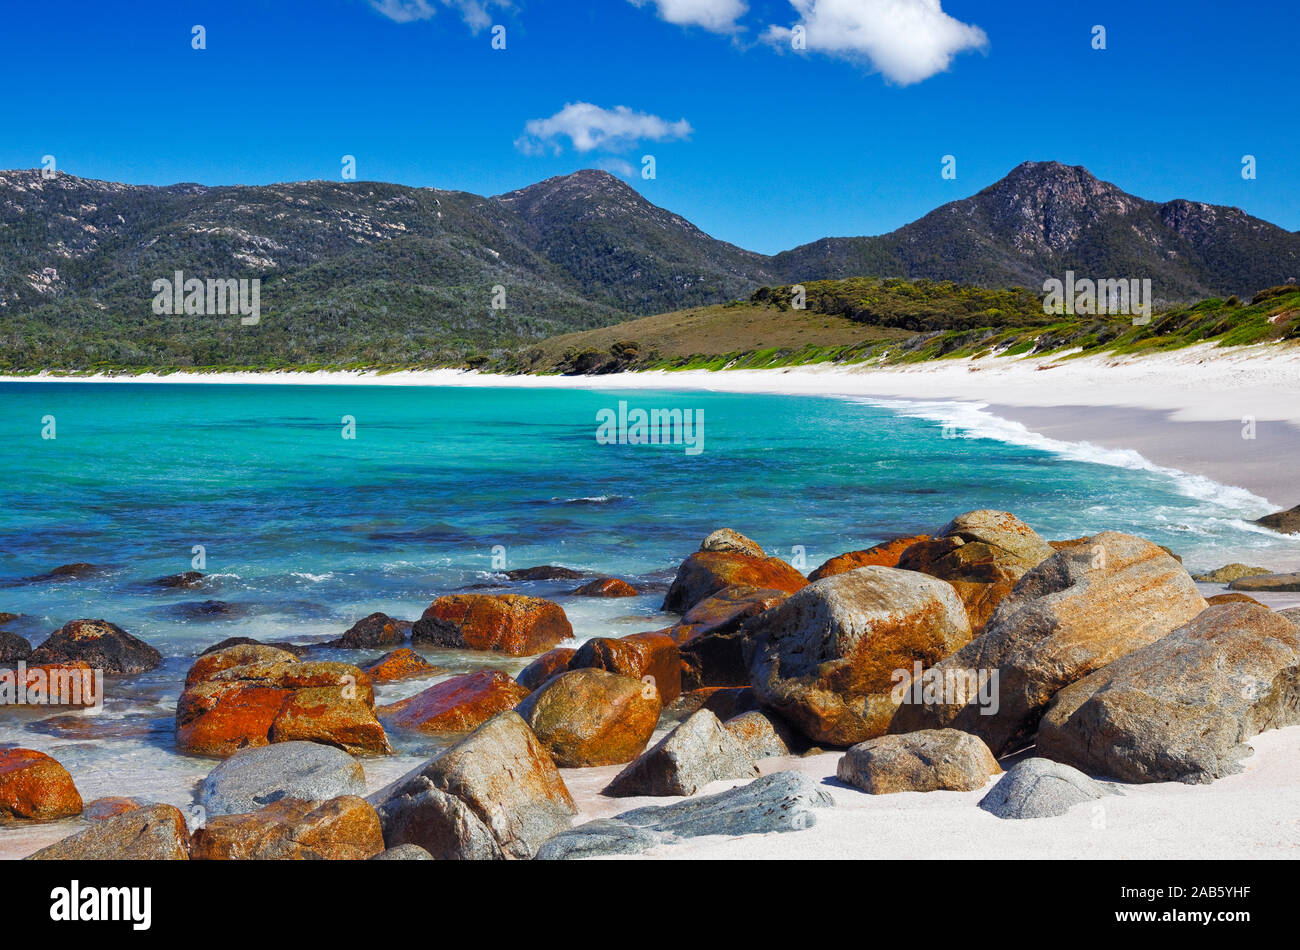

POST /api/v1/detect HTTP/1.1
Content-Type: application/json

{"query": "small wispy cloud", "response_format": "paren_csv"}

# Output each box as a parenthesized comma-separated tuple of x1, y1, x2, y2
(369, 0, 510, 33)
(766, 0, 987, 85)
(516, 103, 693, 155)
(628, 0, 748, 33)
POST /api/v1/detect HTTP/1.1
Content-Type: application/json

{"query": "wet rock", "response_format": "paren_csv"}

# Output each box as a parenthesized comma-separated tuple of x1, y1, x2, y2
(176, 652, 387, 757)
(370, 843, 433, 860)
(0, 749, 83, 820)
(0, 661, 100, 707)
(191, 795, 384, 860)
(978, 757, 1115, 820)
(604, 709, 759, 797)
(571, 577, 639, 597)
(185, 643, 300, 687)
(1228, 571, 1300, 593)
(505, 566, 584, 581)
(836, 729, 1001, 794)
(1192, 563, 1272, 583)
(200, 636, 265, 656)
(569, 631, 682, 703)
(378, 670, 530, 734)
(330, 612, 412, 649)
(663, 551, 807, 615)
(29, 618, 162, 674)
(892, 532, 1208, 756)
(153, 571, 206, 589)
(198, 741, 367, 817)
(897, 510, 1055, 632)
(1038, 603, 1300, 783)
(517, 668, 661, 767)
(516, 647, 577, 690)
(26, 563, 103, 583)
(749, 566, 972, 746)
(373, 712, 576, 859)
(699, 529, 765, 559)
(28, 804, 191, 859)
(0, 629, 31, 663)
(0, 611, 20, 626)
(361, 647, 441, 682)
(808, 534, 931, 582)
(1254, 504, 1300, 534)
(723, 710, 797, 759)
(412, 594, 573, 656)
(167, 599, 247, 620)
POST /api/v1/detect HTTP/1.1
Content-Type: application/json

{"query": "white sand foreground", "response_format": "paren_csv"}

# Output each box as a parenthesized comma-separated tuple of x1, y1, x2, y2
(559, 725, 1300, 860)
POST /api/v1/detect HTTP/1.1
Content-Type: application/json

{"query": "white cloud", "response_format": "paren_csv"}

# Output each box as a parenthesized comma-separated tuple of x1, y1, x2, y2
(767, 0, 987, 85)
(516, 103, 693, 155)
(629, 0, 748, 33)
(370, 0, 509, 32)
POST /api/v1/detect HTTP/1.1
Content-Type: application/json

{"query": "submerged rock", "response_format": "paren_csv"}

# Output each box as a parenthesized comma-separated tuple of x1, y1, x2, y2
(891, 532, 1207, 755)
(198, 741, 367, 817)
(517, 668, 661, 767)
(836, 729, 1000, 794)
(538, 770, 833, 859)
(978, 757, 1115, 819)
(1037, 603, 1300, 783)
(30, 618, 162, 674)
(153, 571, 207, 589)
(411, 594, 573, 656)
(379, 670, 530, 734)
(0, 748, 83, 820)
(505, 566, 584, 581)
(192, 795, 384, 860)
(604, 709, 759, 797)
(663, 550, 806, 614)
(29, 804, 191, 859)
(808, 535, 930, 582)
(749, 566, 972, 746)
(25, 563, 103, 583)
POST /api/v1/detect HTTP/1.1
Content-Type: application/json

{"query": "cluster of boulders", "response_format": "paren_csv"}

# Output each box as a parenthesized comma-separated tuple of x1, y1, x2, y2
(10, 509, 1300, 859)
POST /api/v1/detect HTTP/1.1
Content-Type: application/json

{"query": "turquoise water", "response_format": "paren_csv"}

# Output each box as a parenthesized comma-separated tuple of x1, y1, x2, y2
(0, 381, 1297, 832)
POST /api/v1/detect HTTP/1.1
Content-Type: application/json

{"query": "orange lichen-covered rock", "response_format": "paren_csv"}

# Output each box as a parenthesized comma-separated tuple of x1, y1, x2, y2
(361, 648, 442, 683)
(378, 670, 530, 734)
(184, 644, 299, 688)
(0, 749, 83, 821)
(412, 594, 573, 656)
(571, 577, 640, 597)
(515, 668, 661, 767)
(516, 647, 577, 691)
(663, 551, 807, 614)
(270, 687, 393, 755)
(191, 795, 385, 860)
(176, 649, 384, 757)
(807, 535, 931, 582)
(569, 631, 682, 704)
(0, 661, 99, 707)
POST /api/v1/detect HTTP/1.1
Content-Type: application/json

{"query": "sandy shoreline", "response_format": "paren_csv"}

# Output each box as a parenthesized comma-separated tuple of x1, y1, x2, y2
(5, 343, 1298, 508)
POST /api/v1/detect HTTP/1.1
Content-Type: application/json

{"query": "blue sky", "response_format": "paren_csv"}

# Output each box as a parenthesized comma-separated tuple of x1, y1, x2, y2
(3, 0, 1295, 254)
